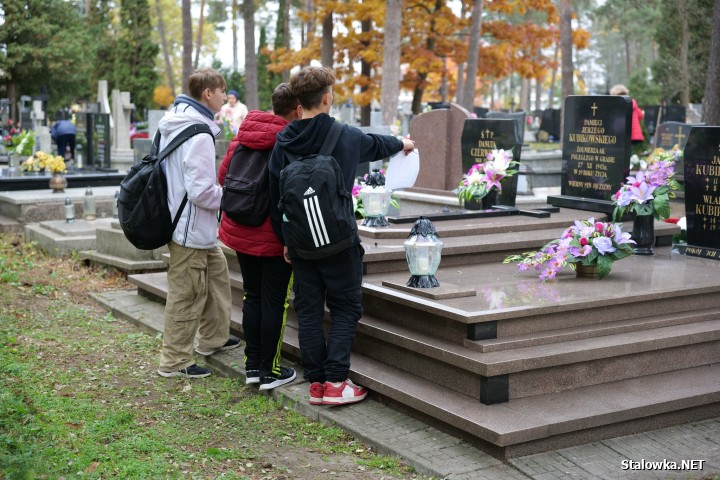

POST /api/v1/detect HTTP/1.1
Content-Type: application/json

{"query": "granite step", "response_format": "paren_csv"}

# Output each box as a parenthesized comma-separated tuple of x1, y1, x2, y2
(128, 270, 246, 307)
(128, 271, 720, 402)
(465, 306, 720, 352)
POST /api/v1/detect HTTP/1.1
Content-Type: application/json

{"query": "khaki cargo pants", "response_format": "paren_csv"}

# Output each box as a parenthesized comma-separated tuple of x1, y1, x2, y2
(159, 241, 232, 372)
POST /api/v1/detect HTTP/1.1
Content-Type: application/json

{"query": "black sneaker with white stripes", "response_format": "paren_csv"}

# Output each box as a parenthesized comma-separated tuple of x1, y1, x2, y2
(157, 364, 211, 378)
(258, 366, 296, 391)
(245, 369, 260, 385)
(195, 336, 241, 356)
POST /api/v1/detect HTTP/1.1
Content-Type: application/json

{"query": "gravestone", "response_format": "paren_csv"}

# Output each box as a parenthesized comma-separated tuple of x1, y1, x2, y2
(654, 122, 692, 150)
(473, 107, 490, 118)
(147, 110, 165, 138)
(539, 108, 561, 141)
(357, 125, 393, 179)
(664, 105, 686, 123)
(85, 113, 111, 169)
(485, 110, 526, 145)
(31, 100, 52, 154)
(679, 126, 720, 260)
(460, 118, 521, 207)
(97, 80, 113, 128)
(409, 103, 472, 191)
(547, 95, 631, 214)
(110, 89, 135, 170)
(644, 106, 661, 137)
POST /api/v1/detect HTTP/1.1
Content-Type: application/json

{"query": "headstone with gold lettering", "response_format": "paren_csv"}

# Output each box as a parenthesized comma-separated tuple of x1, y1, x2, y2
(679, 126, 720, 260)
(547, 95, 631, 214)
(460, 119, 521, 207)
(654, 121, 692, 150)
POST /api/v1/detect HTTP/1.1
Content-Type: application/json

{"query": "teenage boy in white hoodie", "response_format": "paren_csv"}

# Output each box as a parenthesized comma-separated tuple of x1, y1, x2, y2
(157, 68, 240, 379)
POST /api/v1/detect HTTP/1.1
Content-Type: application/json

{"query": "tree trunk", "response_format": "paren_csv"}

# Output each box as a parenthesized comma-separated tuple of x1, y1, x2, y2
(8, 81, 16, 122)
(548, 43, 559, 108)
(520, 77, 530, 113)
(360, 18, 372, 126)
(381, 0, 402, 127)
(624, 34, 631, 78)
(303, 0, 314, 48)
(182, 0, 192, 93)
(244, 0, 258, 109)
(155, 0, 175, 95)
(559, 0, 574, 149)
(275, 0, 291, 82)
(678, 0, 690, 106)
(321, 12, 333, 67)
(193, 0, 205, 70)
(455, 0, 468, 104)
(535, 76, 543, 112)
(462, 0, 483, 111)
(703, 0, 720, 125)
(232, 0, 238, 72)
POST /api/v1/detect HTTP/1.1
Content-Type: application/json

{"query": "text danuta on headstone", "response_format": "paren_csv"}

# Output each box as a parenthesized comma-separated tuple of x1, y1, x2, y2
(461, 118, 521, 207)
(681, 126, 720, 260)
(547, 95, 631, 213)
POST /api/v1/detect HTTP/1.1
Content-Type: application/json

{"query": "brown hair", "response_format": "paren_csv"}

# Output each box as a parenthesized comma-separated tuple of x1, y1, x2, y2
(187, 68, 227, 100)
(289, 66, 336, 110)
(272, 83, 300, 117)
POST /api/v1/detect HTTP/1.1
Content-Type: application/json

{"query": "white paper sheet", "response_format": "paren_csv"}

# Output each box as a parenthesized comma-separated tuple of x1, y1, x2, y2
(384, 149, 419, 191)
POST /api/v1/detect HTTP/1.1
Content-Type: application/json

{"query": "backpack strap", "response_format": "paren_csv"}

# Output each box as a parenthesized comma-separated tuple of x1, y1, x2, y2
(155, 124, 214, 227)
(285, 120, 343, 164)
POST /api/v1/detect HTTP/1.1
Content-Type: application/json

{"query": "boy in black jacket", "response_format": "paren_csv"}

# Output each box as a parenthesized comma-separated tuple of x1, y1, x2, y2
(268, 66, 415, 406)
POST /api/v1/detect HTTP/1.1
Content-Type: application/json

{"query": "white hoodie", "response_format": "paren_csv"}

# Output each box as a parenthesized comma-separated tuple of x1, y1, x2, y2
(158, 101, 222, 249)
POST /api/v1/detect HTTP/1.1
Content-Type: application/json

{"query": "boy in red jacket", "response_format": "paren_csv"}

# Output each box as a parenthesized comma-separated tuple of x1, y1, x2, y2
(218, 84, 302, 390)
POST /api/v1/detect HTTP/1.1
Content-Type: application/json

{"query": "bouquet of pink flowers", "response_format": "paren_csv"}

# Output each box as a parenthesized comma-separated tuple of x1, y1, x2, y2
(503, 218, 635, 280)
(612, 150, 682, 221)
(456, 149, 518, 202)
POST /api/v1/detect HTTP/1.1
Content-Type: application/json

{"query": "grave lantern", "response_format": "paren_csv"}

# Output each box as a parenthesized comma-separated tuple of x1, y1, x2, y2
(360, 169, 392, 227)
(64, 197, 75, 223)
(83, 187, 96, 221)
(404, 217, 444, 288)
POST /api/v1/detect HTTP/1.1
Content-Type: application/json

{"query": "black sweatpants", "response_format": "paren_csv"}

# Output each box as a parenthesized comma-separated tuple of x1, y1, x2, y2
(236, 253, 293, 377)
(55, 134, 75, 159)
(291, 244, 364, 383)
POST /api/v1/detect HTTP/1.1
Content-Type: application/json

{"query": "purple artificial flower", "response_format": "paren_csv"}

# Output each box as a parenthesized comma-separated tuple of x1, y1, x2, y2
(593, 236, 616, 255)
(570, 245, 593, 257)
(629, 181, 656, 204)
(614, 228, 635, 245)
(539, 267, 558, 281)
(517, 262, 531, 272)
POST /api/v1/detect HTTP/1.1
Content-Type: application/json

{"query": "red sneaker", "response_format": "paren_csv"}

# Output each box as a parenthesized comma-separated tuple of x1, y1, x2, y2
(322, 379, 367, 405)
(309, 382, 324, 405)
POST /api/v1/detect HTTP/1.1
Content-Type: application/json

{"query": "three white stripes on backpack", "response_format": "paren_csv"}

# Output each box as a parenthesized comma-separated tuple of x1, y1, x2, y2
(303, 195, 331, 248)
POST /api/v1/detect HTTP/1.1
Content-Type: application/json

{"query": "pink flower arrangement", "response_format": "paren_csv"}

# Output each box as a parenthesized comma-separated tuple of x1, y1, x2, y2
(457, 149, 518, 202)
(503, 218, 635, 280)
(613, 150, 682, 221)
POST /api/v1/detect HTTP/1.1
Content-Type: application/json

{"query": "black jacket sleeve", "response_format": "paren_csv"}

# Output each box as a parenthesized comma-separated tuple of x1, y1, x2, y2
(268, 144, 285, 245)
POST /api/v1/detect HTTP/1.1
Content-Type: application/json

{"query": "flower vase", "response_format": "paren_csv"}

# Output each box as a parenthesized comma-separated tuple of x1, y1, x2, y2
(631, 213, 654, 255)
(49, 172, 68, 193)
(481, 188, 499, 209)
(464, 196, 483, 210)
(575, 263, 600, 278)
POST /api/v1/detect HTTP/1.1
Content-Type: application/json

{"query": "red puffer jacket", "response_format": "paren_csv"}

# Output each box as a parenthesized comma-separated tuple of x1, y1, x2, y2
(218, 110, 288, 257)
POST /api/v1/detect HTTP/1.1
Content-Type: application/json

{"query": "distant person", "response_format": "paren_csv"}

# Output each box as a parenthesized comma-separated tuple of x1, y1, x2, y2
(610, 84, 644, 145)
(215, 89, 248, 134)
(50, 112, 76, 159)
(217, 84, 302, 391)
(268, 66, 415, 406)
(157, 68, 240, 379)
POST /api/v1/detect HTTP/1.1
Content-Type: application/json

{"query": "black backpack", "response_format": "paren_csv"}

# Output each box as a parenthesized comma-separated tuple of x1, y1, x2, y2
(278, 121, 357, 259)
(221, 144, 270, 226)
(118, 124, 213, 250)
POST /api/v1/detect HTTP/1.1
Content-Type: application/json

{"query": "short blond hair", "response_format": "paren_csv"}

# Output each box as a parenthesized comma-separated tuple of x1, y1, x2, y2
(188, 68, 227, 100)
(610, 84, 629, 96)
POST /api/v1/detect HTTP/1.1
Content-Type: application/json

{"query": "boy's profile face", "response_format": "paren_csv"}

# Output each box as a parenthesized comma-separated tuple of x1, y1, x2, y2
(205, 87, 227, 114)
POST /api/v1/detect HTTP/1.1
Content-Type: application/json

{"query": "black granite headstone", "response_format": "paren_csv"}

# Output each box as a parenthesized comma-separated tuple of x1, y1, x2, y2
(85, 113, 111, 169)
(664, 105, 686, 123)
(460, 118, 521, 207)
(473, 107, 489, 118)
(539, 108, 561, 140)
(680, 126, 720, 260)
(644, 106, 660, 136)
(485, 110, 526, 145)
(654, 122, 692, 150)
(547, 95, 631, 214)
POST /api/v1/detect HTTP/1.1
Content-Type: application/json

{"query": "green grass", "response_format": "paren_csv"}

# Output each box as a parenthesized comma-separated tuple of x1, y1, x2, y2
(0, 235, 427, 480)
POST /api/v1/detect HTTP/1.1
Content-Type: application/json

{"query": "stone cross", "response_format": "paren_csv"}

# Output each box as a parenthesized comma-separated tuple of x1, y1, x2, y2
(97, 80, 113, 128)
(110, 89, 135, 171)
(31, 100, 52, 154)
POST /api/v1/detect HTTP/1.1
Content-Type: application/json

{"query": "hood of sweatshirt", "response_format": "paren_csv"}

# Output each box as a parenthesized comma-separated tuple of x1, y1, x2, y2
(274, 113, 335, 157)
(235, 110, 288, 150)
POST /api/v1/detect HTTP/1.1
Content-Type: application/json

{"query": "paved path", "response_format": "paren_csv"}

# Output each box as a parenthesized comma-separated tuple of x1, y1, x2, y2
(93, 290, 720, 480)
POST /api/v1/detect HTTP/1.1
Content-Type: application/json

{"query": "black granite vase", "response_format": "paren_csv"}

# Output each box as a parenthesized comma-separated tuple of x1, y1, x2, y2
(481, 188, 499, 209)
(631, 213, 655, 255)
